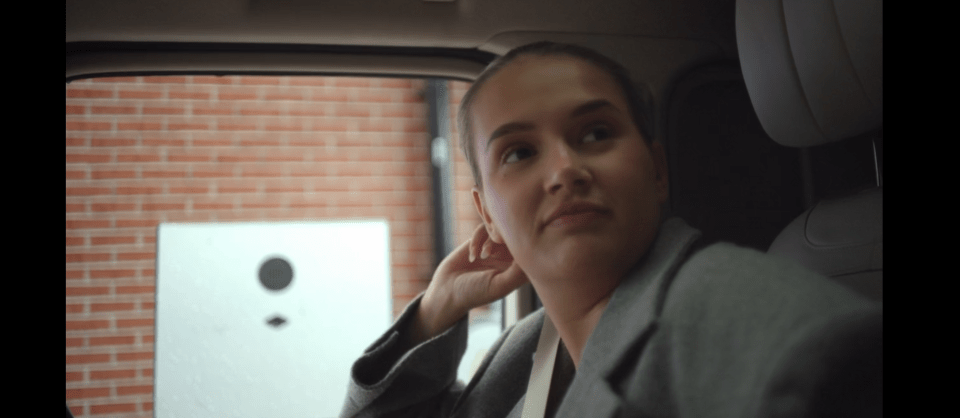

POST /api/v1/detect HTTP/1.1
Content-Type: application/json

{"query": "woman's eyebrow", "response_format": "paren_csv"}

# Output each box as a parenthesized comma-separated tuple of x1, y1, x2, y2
(569, 99, 617, 119)
(485, 99, 618, 151)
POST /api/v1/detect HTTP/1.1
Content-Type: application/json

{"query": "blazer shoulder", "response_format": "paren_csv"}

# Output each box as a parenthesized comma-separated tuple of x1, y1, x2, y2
(664, 242, 878, 324)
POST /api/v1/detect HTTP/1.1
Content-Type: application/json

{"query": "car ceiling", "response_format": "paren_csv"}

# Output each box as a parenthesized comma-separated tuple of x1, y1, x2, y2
(67, 0, 738, 103)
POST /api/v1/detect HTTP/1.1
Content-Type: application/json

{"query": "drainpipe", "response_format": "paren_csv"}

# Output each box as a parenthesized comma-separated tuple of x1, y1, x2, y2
(426, 79, 455, 263)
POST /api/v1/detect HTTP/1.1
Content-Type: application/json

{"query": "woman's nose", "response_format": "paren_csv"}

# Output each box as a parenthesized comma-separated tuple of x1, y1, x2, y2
(546, 143, 591, 194)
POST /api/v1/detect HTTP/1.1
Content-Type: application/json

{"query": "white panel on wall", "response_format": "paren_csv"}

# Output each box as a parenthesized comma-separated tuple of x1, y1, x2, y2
(155, 220, 391, 418)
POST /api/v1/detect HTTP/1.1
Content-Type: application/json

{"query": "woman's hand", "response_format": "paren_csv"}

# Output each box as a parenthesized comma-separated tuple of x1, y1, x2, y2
(409, 224, 528, 345)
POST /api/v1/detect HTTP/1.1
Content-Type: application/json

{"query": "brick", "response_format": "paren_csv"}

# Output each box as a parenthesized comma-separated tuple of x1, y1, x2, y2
(90, 403, 137, 414)
(90, 335, 136, 346)
(66, 170, 87, 180)
(117, 385, 153, 396)
(192, 105, 232, 116)
(191, 75, 235, 84)
(66, 337, 84, 347)
(66, 137, 87, 146)
(90, 267, 136, 277)
(239, 76, 280, 85)
(116, 252, 155, 261)
(334, 77, 372, 87)
(91, 137, 137, 147)
(91, 302, 135, 312)
(265, 121, 304, 131)
(264, 182, 303, 193)
(66, 270, 84, 280)
(116, 351, 153, 361)
(91, 105, 137, 115)
(167, 153, 211, 163)
(218, 122, 258, 131)
(264, 91, 304, 101)
(310, 89, 349, 102)
(168, 119, 211, 130)
(168, 90, 212, 100)
(119, 90, 163, 99)
(239, 105, 281, 116)
(287, 103, 328, 117)
(238, 137, 280, 146)
(288, 77, 326, 86)
(218, 87, 259, 101)
(66, 387, 110, 399)
(67, 405, 82, 418)
(67, 89, 114, 99)
(309, 118, 349, 132)
(357, 119, 393, 132)
(169, 185, 209, 194)
(66, 236, 85, 246)
(382, 106, 417, 118)
(66, 353, 111, 365)
(66, 371, 84, 382)
(66, 303, 85, 313)
(66, 153, 111, 163)
(117, 121, 163, 131)
(142, 137, 186, 147)
(116, 286, 155, 295)
(91, 170, 137, 180)
(66, 319, 110, 331)
(142, 335, 155, 344)
(401, 119, 427, 133)
(90, 369, 136, 380)
(66, 104, 86, 114)
(240, 166, 285, 177)
(141, 202, 184, 211)
(379, 78, 413, 88)
(114, 186, 162, 196)
(193, 201, 232, 210)
(116, 219, 159, 228)
(117, 153, 162, 163)
(142, 169, 187, 178)
(355, 90, 395, 103)
(216, 150, 261, 163)
(66, 253, 111, 263)
(335, 163, 374, 176)
(65, 202, 88, 213)
(192, 137, 232, 147)
(215, 181, 257, 193)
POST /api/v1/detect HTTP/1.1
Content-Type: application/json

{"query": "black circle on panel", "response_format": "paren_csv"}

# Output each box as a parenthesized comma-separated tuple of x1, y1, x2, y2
(258, 257, 293, 291)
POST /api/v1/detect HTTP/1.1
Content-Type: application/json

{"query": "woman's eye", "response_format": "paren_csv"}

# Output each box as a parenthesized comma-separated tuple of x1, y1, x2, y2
(582, 125, 612, 143)
(503, 147, 535, 164)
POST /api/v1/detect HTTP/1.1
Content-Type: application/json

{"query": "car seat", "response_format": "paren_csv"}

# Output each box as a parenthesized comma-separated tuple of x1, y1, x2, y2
(736, 0, 883, 301)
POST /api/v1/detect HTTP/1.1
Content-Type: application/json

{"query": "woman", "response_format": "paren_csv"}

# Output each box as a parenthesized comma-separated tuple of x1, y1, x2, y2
(341, 42, 881, 418)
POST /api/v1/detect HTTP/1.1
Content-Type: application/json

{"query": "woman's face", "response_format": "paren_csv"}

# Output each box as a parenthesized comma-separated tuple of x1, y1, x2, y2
(470, 56, 669, 283)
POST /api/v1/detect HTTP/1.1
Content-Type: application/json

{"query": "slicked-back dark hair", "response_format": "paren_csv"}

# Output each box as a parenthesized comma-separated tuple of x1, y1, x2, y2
(457, 41, 654, 188)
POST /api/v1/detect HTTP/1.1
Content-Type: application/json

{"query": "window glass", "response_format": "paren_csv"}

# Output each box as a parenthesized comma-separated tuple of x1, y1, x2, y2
(66, 75, 498, 417)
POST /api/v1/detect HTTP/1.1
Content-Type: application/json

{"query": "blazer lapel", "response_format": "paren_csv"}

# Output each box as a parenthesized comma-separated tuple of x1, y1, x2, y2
(555, 218, 702, 418)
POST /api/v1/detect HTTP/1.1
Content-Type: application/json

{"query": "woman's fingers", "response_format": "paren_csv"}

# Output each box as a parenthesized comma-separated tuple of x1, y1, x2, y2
(480, 239, 492, 260)
(468, 224, 487, 263)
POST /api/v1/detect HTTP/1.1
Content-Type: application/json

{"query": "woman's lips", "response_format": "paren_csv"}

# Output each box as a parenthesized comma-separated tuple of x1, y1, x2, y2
(545, 202, 609, 228)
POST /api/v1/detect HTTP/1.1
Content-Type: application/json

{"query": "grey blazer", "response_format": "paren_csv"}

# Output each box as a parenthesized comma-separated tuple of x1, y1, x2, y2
(341, 218, 882, 418)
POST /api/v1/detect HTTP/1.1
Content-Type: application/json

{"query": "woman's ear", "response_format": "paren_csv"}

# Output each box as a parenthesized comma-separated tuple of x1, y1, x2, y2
(472, 186, 504, 244)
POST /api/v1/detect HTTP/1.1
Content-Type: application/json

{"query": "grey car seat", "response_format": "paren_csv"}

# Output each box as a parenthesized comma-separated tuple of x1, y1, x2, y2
(736, 0, 883, 301)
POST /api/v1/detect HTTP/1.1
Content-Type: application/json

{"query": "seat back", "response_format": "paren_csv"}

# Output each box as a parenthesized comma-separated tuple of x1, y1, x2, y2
(736, 0, 883, 301)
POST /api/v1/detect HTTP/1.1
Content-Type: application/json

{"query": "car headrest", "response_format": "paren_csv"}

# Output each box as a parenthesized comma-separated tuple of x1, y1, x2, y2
(736, 0, 883, 147)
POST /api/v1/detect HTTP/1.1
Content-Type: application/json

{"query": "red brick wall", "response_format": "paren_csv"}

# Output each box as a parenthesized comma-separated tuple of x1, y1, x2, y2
(66, 75, 477, 417)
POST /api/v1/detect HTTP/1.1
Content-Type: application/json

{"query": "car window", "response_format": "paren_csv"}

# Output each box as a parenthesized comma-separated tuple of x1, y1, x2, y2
(66, 75, 499, 417)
